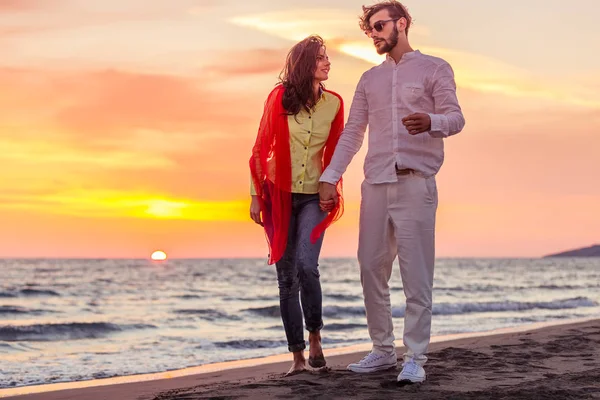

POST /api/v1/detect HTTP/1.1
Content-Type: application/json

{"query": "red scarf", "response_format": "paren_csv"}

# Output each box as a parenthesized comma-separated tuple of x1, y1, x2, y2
(249, 84, 345, 265)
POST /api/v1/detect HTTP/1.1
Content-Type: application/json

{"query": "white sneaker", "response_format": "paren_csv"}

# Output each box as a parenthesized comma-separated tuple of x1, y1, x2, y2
(347, 351, 397, 373)
(397, 358, 426, 383)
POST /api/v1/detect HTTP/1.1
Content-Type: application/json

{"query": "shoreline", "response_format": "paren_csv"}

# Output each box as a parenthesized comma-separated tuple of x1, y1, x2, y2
(1, 316, 598, 399)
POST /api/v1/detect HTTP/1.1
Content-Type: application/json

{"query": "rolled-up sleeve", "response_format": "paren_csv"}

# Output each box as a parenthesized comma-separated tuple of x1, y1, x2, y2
(428, 62, 465, 138)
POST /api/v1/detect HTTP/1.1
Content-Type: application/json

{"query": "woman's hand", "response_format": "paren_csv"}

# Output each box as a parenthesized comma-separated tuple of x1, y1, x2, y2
(250, 196, 263, 226)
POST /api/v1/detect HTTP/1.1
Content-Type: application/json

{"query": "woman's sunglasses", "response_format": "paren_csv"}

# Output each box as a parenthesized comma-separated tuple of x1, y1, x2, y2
(365, 18, 400, 35)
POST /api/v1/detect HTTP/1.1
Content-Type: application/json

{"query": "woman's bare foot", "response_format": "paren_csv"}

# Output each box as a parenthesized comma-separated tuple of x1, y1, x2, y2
(308, 332, 322, 358)
(308, 331, 326, 368)
(285, 350, 307, 376)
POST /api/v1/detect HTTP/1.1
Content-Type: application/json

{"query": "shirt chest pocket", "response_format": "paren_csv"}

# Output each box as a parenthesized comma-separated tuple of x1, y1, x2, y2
(400, 82, 425, 106)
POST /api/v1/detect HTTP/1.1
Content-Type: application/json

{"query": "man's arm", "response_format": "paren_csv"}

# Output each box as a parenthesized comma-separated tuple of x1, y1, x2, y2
(319, 75, 369, 185)
(427, 62, 465, 138)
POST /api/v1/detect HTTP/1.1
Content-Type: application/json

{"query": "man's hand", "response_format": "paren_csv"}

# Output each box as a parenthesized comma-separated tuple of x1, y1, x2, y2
(318, 182, 338, 212)
(402, 113, 431, 135)
(250, 196, 263, 226)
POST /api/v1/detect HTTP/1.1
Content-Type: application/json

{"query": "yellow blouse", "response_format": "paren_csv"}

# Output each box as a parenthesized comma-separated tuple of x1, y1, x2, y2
(251, 90, 341, 194)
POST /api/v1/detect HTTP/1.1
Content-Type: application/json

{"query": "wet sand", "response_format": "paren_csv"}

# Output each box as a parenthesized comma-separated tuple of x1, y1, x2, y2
(3, 319, 600, 400)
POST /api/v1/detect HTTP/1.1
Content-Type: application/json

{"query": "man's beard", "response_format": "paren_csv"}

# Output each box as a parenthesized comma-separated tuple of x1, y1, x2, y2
(375, 25, 399, 54)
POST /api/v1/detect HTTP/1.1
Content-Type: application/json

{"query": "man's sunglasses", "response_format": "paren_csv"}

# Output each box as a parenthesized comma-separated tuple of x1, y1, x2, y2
(365, 18, 400, 35)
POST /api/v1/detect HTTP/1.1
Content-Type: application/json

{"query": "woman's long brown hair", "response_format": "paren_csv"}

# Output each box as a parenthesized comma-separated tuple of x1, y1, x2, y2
(279, 35, 325, 117)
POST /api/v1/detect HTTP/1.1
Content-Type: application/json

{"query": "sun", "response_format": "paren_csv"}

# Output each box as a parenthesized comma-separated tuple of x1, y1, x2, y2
(151, 250, 167, 261)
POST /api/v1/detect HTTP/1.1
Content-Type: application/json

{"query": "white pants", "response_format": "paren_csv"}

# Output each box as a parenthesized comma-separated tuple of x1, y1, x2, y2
(358, 173, 437, 366)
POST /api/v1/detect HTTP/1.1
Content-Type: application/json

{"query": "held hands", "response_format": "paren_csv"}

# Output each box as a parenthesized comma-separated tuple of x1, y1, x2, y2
(402, 113, 431, 135)
(318, 182, 338, 212)
(249, 196, 263, 226)
(251, 183, 337, 224)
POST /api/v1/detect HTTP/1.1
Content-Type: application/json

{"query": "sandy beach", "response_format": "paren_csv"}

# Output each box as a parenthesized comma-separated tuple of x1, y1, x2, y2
(2, 318, 599, 400)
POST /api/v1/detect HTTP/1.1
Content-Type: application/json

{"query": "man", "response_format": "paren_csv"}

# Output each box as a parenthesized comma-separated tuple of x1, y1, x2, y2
(318, 1, 465, 384)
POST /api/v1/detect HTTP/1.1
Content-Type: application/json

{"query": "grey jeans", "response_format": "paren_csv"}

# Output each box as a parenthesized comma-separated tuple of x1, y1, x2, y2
(276, 193, 326, 352)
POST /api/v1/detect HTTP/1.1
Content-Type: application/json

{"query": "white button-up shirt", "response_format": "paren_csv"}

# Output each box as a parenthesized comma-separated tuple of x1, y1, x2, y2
(320, 50, 465, 184)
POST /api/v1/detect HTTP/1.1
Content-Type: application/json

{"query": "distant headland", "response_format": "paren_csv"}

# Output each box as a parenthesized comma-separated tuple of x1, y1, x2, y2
(544, 244, 600, 258)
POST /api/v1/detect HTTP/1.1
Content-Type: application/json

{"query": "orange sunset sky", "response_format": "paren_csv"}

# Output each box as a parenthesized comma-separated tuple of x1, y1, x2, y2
(1, 0, 599, 258)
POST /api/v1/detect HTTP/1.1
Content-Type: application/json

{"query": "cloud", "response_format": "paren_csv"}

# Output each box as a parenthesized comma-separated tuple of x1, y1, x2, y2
(230, 8, 430, 42)
(230, 9, 600, 110)
(0, 26, 44, 37)
(56, 70, 227, 133)
(203, 48, 287, 77)
(0, 189, 249, 221)
(0, 0, 39, 11)
(0, 67, 256, 136)
(0, 137, 176, 170)
(0, 1, 208, 41)
(187, 0, 221, 13)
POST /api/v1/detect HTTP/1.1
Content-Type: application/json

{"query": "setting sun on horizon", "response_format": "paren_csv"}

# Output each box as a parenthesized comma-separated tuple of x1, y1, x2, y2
(151, 250, 168, 261)
(1, 0, 598, 259)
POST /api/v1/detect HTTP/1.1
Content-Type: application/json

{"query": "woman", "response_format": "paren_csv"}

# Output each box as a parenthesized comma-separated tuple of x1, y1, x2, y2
(249, 35, 344, 376)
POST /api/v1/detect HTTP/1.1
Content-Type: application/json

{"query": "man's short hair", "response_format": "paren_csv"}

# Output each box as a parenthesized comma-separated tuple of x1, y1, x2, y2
(359, 1, 413, 36)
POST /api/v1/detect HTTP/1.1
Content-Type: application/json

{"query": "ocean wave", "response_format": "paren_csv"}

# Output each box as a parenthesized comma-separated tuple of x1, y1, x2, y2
(0, 343, 20, 353)
(223, 295, 276, 302)
(214, 338, 349, 349)
(431, 297, 598, 316)
(323, 306, 366, 318)
(174, 309, 241, 321)
(264, 323, 366, 333)
(34, 268, 62, 273)
(325, 323, 367, 331)
(0, 287, 60, 298)
(243, 306, 281, 318)
(435, 284, 505, 292)
(266, 325, 283, 330)
(0, 322, 156, 342)
(245, 305, 366, 319)
(389, 297, 599, 318)
(535, 284, 600, 290)
(244, 297, 597, 320)
(19, 289, 61, 297)
(0, 306, 55, 315)
(435, 284, 600, 292)
(214, 339, 287, 349)
(322, 338, 355, 345)
(326, 294, 363, 301)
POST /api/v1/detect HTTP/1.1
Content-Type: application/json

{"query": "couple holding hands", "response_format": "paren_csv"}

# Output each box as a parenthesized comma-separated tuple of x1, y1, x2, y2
(249, 0, 465, 384)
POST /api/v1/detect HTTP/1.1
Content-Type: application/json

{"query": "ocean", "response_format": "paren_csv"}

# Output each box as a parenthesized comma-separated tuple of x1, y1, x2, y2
(1, 257, 599, 388)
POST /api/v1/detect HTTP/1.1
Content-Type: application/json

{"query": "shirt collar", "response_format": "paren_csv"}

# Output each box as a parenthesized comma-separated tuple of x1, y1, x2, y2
(316, 86, 325, 103)
(385, 49, 421, 64)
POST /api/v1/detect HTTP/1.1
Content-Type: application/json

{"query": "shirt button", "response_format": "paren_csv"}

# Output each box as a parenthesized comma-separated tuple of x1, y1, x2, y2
(299, 181, 303, 184)
(304, 147, 307, 150)
(308, 131, 311, 134)
(302, 164, 305, 167)
(309, 116, 311, 119)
